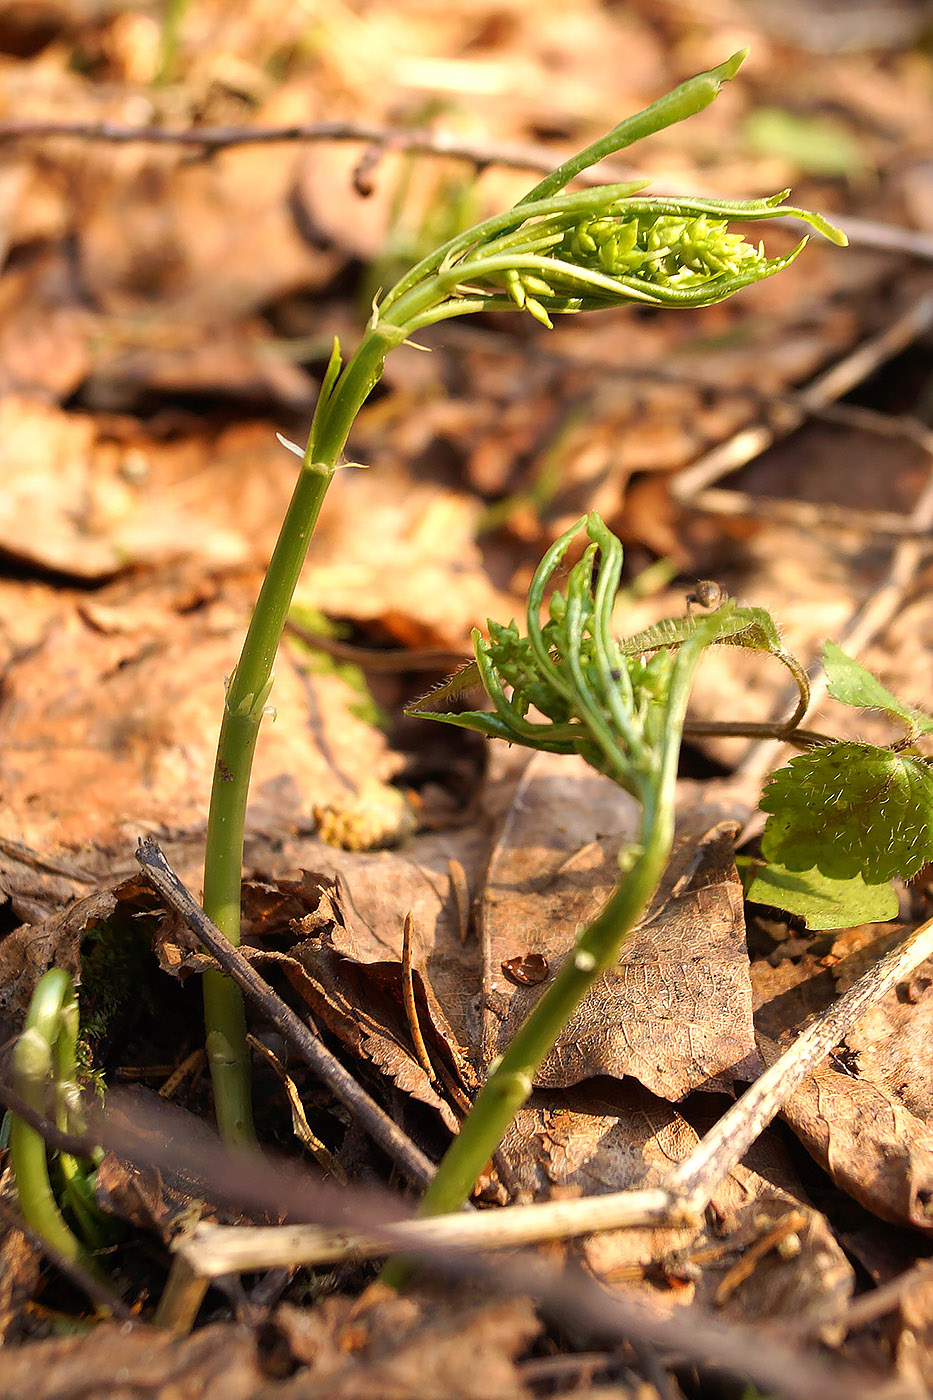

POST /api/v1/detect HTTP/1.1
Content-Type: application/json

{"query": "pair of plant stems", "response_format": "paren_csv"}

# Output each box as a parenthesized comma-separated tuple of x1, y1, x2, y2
(198, 51, 850, 1244)
(9, 968, 107, 1275)
(201, 52, 844, 1174)
(12, 51, 851, 1272)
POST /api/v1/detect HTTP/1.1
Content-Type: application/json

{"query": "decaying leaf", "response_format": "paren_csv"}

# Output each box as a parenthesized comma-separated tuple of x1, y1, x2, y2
(830, 924, 933, 1123)
(270, 1287, 540, 1400)
(753, 924, 933, 1232)
(763, 1036, 933, 1235)
(0, 576, 396, 853)
(495, 1078, 852, 1326)
(0, 1322, 262, 1400)
(295, 462, 514, 652)
(0, 873, 153, 1023)
(480, 751, 758, 1098)
(0, 1196, 40, 1347)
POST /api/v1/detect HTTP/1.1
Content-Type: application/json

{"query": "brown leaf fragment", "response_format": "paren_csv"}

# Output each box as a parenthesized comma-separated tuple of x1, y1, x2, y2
(497, 1080, 704, 1280)
(753, 926, 933, 1233)
(829, 925, 933, 1123)
(247, 823, 493, 1056)
(0, 580, 395, 852)
(493, 1079, 852, 1326)
(0, 873, 153, 1022)
(295, 462, 514, 652)
(269, 1287, 540, 1400)
(257, 942, 463, 1134)
(892, 1266, 933, 1392)
(481, 752, 758, 1099)
(761, 1035, 933, 1234)
(0, 1194, 41, 1346)
(0, 1321, 261, 1400)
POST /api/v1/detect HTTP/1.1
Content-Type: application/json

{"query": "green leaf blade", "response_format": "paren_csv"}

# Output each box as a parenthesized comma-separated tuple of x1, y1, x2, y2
(742, 859, 898, 930)
(760, 741, 933, 883)
(823, 641, 933, 735)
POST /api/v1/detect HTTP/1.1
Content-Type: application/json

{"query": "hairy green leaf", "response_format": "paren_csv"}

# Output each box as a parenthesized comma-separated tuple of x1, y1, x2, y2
(621, 605, 809, 721)
(760, 741, 933, 882)
(823, 641, 933, 736)
(741, 858, 898, 930)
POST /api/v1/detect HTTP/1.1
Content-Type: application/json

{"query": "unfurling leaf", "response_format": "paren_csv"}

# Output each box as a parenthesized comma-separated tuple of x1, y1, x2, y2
(741, 858, 898, 930)
(823, 641, 933, 738)
(760, 741, 933, 883)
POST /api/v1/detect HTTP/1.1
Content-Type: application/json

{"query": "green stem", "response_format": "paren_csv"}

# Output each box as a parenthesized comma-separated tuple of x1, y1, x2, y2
(9, 970, 100, 1273)
(201, 327, 398, 1146)
(381, 617, 714, 1287)
(401, 803, 672, 1222)
(517, 51, 746, 205)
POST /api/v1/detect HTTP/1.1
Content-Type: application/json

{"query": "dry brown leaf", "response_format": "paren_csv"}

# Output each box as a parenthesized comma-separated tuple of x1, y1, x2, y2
(240, 827, 493, 1127)
(829, 926, 933, 1123)
(0, 1321, 262, 1400)
(480, 751, 758, 1099)
(269, 1287, 539, 1400)
(495, 1078, 852, 1325)
(0, 574, 396, 852)
(257, 939, 464, 1134)
(0, 251, 93, 400)
(295, 461, 514, 650)
(497, 1080, 708, 1278)
(246, 820, 495, 1054)
(762, 1034, 933, 1235)
(0, 399, 306, 579)
(892, 1265, 933, 1393)
(75, 106, 338, 321)
(0, 1191, 40, 1347)
(0, 873, 153, 1023)
(752, 927, 933, 1234)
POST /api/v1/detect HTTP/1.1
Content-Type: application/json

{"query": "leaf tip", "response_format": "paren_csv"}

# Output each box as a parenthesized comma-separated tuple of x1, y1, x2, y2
(717, 49, 748, 83)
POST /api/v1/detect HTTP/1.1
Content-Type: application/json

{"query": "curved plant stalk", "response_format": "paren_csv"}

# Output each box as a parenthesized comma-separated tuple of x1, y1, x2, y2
(9, 968, 105, 1274)
(199, 51, 845, 1145)
(379, 516, 748, 1286)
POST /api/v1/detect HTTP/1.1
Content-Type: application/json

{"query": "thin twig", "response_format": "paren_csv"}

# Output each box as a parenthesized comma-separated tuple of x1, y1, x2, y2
(837, 1260, 933, 1335)
(31, 1084, 870, 1399)
(170, 1186, 679, 1277)
(135, 838, 435, 1190)
(158, 1048, 205, 1100)
(669, 914, 933, 1201)
(673, 294, 933, 505)
(0, 115, 929, 261)
(156, 1195, 872, 1400)
(246, 1033, 347, 1182)
(164, 914, 933, 1275)
(447, 857, 473, 946)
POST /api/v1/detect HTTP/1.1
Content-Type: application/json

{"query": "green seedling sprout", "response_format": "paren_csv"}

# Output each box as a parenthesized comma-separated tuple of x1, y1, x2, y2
(9, 968, 107, 1275)
(377, 514, 808, 1278)
(200, 50, 846, 1145)
(382, 523, 933, 1279)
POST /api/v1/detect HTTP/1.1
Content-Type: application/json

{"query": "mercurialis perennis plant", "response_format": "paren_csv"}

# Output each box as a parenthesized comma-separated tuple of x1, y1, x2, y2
(200, 49, 847, 1146)
(376, 517, 933, 1266)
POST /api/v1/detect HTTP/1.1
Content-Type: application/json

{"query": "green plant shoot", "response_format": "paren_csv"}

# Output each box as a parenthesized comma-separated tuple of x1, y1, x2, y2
(383, 534, 933, 1275)
(200, 50, 846, 1146)
(380, 513, 810, 1263)
(9, 968, 107, 1276)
